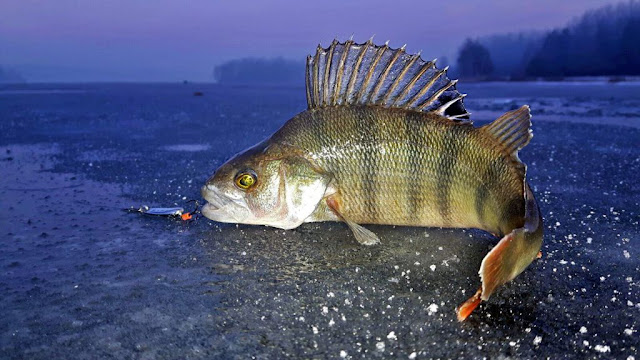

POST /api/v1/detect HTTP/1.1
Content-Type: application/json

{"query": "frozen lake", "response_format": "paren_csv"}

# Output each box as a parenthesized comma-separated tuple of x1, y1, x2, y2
(1, 82, 638, 358)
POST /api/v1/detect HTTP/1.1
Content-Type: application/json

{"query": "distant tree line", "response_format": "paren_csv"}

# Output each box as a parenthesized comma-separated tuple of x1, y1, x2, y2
(214, 1, 639, 83)
(457, 0, 640, 79)
(213, 57, 304, 85)
(455, 39, 495, 79)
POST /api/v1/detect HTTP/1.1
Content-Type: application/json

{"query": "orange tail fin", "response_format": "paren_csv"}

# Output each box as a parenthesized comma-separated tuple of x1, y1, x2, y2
(456, 182, 543, 320)
(456, 287, 482, 321)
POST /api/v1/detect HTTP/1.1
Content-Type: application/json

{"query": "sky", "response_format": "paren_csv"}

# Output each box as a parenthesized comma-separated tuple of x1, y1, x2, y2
(0, 0, 623, 82)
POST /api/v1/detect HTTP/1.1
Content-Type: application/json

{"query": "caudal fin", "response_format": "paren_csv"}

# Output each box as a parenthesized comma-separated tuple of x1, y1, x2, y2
(456, 287, 482, 321)
(457, 182, 543, 321)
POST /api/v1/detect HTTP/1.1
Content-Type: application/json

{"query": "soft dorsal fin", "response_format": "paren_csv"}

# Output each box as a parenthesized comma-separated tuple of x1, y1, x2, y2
(483, 105, 533, 156)
(305, 38, 469, 121)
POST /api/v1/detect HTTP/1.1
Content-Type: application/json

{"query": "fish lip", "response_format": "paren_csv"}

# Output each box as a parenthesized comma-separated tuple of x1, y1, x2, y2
(201, 184, 228, 207)
(200, 184, 240, 222)
(201, 199, 241, 224)
(201, 202, 219, 218)
(202, 201, 218, 211)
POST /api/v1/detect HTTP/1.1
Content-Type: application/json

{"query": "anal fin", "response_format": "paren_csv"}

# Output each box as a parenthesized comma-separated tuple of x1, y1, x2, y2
(326, 195, 380, 246)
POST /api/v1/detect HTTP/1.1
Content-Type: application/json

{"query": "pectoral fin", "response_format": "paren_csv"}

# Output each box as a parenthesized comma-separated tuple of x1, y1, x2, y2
(326, 195, 380, 246)
(344, 219, 380, 246)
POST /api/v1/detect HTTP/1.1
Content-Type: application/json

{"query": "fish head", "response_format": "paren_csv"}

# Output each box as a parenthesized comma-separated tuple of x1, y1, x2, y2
(201, 142, 331, 229)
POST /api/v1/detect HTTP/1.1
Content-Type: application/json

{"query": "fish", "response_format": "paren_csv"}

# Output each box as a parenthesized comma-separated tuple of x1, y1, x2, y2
(201, 39, 544, 320)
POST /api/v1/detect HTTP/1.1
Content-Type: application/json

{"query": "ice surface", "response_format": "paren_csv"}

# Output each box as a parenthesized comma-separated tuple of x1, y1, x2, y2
(0, 82, 638, 358)
(162, 144, 211, 152)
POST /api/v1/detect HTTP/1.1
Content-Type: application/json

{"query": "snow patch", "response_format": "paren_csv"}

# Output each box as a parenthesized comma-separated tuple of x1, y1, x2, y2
(533, 336, 542, 345)
(594, 345, 611, 353)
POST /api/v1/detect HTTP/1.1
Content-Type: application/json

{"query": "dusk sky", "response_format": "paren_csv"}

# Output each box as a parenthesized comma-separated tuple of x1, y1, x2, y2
(0, 0, 622, 82)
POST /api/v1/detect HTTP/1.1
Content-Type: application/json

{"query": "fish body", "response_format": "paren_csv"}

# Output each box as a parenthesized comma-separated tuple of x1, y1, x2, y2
(274, 106, 525, 236)
(201, 40, 544, 320)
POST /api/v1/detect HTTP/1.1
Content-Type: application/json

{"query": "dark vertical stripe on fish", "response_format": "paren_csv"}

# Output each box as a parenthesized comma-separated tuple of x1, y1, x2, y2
(404, 112, 421, 220)
(360, 109, 379, 221)
(501, 196, 525, 234)
(436, 125, 465, 224)
(475, 158, 500, 228)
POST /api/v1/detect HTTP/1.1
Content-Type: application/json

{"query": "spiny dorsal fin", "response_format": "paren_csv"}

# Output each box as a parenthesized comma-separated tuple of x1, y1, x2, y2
(305, 39, 469, 121)
(483, 105, 533, 156)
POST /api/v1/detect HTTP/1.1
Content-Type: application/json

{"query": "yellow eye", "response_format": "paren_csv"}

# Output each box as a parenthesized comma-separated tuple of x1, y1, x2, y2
(235, 172, 256, 189)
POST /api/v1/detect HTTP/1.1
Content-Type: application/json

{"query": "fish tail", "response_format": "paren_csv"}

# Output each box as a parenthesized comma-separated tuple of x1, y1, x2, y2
(457, 182, 543, 321)
(456, 287, 483, 322)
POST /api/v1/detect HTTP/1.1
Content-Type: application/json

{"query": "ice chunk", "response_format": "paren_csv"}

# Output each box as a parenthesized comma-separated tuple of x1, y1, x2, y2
(533, 336, 542, 345)
(594, 345, 610, 353)
(427, 303, 438, 315)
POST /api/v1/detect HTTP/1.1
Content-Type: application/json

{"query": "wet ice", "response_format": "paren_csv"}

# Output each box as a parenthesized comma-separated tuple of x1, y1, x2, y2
(0, 82, 638, 359)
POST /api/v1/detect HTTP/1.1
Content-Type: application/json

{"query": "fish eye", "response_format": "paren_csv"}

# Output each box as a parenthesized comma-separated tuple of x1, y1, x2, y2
(234, 170, 257, 190)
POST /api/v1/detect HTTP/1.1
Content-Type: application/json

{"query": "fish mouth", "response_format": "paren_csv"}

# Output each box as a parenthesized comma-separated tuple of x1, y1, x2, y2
(201, 184, 229, 206)
(201, 202, 221, 220)
(200, 184, 240, 222)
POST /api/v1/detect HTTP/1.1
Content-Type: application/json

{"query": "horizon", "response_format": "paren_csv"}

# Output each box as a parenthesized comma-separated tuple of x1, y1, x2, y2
(0, 0, 625, 82)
